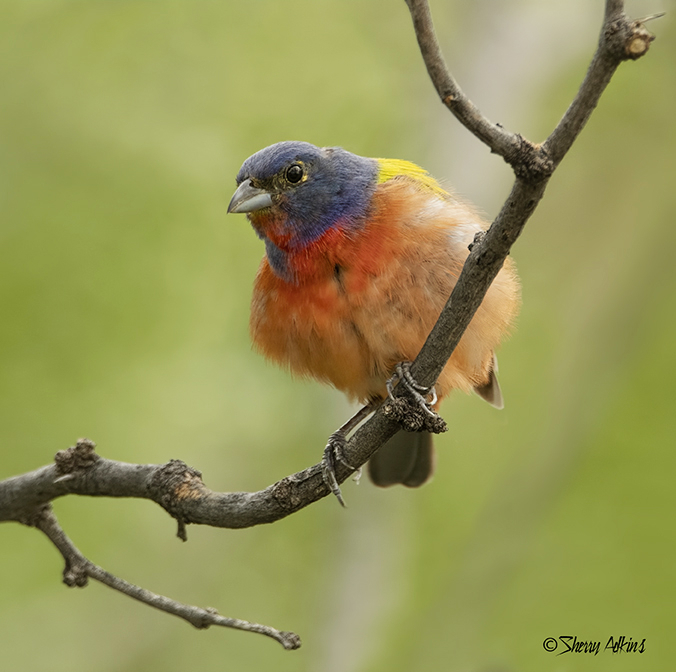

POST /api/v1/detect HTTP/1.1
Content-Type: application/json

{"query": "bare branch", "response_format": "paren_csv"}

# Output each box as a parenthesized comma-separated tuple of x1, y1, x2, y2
(606, 0, 626, 23)
(29, 502, 301, 650)
(403, 0, 657, 389)
(404, 0, 524, 162)
(0, 438, 390, 530)
(404, 0, 657, 179)
(543, 7, 657, 166)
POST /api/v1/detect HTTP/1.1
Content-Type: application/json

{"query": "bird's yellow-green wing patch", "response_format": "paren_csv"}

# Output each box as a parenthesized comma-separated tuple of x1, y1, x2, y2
(376, 158, 448, 197)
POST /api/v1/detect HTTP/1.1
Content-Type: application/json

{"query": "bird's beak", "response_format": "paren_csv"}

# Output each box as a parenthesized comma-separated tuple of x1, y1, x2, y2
(227, 179, 273, 214)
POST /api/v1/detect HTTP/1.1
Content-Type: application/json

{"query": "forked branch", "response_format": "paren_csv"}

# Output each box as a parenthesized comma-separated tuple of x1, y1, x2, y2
(29, 500, 300, 649)
(404, 0, 656, 392)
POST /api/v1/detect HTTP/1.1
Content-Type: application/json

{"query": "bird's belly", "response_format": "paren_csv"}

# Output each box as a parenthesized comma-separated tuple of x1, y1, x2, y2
(250, 267, 385, 402)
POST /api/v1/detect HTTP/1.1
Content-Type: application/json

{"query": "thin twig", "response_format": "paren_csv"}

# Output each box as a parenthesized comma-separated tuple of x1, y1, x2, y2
(31, 504, 300, 650)
(404, 0, 523, 162)
(543, 3, 656, 165)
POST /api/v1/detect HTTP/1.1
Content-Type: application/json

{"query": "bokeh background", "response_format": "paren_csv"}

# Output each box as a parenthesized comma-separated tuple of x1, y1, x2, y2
(1, 1, 674, 670)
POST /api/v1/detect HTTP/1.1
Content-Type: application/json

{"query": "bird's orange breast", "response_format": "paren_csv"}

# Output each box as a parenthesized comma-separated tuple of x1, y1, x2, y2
(249, 178, 520, 403)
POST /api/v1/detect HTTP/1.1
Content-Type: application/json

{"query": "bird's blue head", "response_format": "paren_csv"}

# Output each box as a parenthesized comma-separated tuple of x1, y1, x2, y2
(228, 141, 378, 278)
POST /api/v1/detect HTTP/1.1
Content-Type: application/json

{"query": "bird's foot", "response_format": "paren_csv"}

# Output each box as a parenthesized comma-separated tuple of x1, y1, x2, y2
(322, 430, 356, 507)
(384, 362, 447, 434)
(387, 362, 438, 415)
(320, 402, 379, 506)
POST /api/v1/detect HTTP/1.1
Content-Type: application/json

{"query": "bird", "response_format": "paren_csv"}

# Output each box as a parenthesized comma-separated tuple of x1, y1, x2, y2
(227, 141, 520, 499)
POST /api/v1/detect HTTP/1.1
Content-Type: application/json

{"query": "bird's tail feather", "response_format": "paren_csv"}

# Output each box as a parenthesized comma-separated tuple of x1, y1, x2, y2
(367, 430, 435, 487)
(473, 353, 504, 409)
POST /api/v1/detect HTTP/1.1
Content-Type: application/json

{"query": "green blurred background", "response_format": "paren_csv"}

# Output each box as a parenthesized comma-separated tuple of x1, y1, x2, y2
(1, 1, 674, 670)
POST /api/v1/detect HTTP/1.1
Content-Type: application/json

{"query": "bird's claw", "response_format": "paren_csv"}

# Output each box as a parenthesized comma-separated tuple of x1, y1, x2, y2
(322, 430, 355, 507)
(384, 362, 447, 434)
(386, 362, 438, 417)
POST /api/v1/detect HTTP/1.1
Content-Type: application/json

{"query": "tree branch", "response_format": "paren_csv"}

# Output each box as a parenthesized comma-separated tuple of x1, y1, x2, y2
(404, 0, 656, 391)
(404, 0, 527, 164)
(0, 0, 657, 650)
(28, 501, 300, 649)
(543, 5, 656, 166)
(0, 439, 380, 530)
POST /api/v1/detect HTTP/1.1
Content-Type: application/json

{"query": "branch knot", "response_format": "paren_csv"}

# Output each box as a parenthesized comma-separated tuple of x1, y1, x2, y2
(625, 21, 655, 59)
(604, 16, 656, 62)
(54, 438, 100, 476)
(63, 558, 89, 588)
(381, 398, 448, 434)
(509, 138, 554, 183)
(148, 460, 208, 536)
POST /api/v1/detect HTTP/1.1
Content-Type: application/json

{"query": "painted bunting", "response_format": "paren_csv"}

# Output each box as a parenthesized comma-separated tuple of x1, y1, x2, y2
(228, 141, 520, 496)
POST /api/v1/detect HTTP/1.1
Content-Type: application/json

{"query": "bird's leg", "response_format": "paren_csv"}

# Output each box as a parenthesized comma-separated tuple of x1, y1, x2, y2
(384, 362, 447, 434)
(322, 402, 379, 507)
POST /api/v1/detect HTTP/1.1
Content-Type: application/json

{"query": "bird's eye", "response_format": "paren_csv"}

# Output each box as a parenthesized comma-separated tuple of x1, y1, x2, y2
(285, 163, 304, 184)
